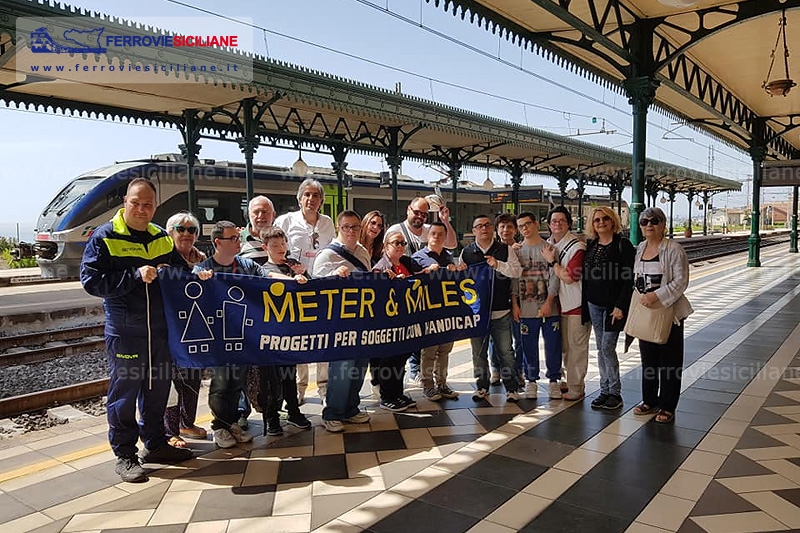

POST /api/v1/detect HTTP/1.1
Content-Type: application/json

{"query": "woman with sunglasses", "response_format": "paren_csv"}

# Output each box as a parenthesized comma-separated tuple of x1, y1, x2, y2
(631, 207, 693, 424)
(163, 212, 207, 448)
(360, 210, 387, 266)
(371, 230, 426, 411)
(582, 207, 634, 411)
(275, 178, 336, 405)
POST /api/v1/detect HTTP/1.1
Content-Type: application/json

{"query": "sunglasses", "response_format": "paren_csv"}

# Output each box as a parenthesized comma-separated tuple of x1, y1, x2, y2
(409, 208, 429, 218)
(639, 218, 662, 227)
(593, 215, 611, 224)
(388, 241, 407, 247)
(173, 225, 198, 234)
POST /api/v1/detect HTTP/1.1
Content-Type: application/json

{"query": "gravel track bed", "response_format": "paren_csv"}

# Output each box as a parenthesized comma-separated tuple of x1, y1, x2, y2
(0, 350, 106, 399)
(73, 397, 107, 417)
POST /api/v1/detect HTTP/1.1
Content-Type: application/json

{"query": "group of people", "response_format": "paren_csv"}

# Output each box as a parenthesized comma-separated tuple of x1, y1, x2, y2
(81, 175, 692, 484)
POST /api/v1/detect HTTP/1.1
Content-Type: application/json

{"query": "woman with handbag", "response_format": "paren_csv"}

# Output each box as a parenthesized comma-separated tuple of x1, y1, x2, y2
(628, 207, 693, 424)
(582, 207, 635, 410)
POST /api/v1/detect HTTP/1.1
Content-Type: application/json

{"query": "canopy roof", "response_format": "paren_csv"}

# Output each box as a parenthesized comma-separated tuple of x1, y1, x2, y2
(0, 0, 740, 193)
(426, 0, 799, 162)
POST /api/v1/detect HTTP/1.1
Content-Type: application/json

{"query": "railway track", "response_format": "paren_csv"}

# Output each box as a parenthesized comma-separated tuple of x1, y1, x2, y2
(0, 379, 108, 418)
(682, 233, 790, 263)
(0, 324, 105, 367)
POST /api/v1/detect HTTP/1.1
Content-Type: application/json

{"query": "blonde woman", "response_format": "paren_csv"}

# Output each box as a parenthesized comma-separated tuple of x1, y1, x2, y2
(581, 207, 635, 410)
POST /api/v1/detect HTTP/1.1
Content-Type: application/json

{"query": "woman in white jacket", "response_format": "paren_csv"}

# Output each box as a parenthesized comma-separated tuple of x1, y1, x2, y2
(631, 207, 693, 424)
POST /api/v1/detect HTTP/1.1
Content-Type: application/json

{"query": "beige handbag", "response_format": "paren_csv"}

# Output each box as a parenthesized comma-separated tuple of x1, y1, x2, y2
(624, 289, 675, 344)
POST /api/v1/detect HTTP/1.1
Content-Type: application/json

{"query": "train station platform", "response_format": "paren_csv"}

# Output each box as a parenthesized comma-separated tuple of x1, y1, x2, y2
(1, 253, 799, 533)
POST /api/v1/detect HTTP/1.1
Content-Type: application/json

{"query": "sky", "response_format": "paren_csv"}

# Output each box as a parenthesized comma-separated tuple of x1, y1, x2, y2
(0, 0, 779, 239)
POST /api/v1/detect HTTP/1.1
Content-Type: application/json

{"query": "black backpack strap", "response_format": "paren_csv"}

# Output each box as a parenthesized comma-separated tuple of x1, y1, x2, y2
(326, 243, 369, 272)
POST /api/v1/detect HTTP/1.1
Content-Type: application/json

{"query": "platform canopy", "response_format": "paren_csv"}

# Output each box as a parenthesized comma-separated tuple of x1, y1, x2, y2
(425, 0, 799, 161)
(0, 0, 741, 199)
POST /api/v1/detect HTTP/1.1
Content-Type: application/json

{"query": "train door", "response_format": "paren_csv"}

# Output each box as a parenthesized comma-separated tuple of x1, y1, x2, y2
(321, 184, 345, 221)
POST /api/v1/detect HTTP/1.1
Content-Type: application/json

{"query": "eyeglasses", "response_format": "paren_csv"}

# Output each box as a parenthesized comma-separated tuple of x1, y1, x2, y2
(216, 235, 240, 242)
(639, 218, 662, 227)
(473, 222, 492, 230)
(388, 241, 407, 247)
(549, 219, 568, 225)
(593, 215, 611, 224)
(173, 225, 198, 234)
(409, 209, 429, 218)
(339, 224, 361, 233)
(312, 231, 319, 249)
(517, 221, 535, 229)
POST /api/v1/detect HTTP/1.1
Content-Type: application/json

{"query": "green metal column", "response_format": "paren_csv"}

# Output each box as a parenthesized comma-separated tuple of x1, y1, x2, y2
(702, 191, 709, 236)
(667, 186, 676, 238)
(791, 185, 799, 253)
(447, 149, 462, 240)
(576, 173, 586, 233)
(748, 120, 766, 266)
(237, 99, 259, 204)
(623, 77, 659, 245)
(686, 190, 694, 236)
(557, 166, 569, 207)
(386, 127, 402, 224)
(331, 144, 348, 214)
(179, 109, 201, 214)
(509, 160, 523, 215)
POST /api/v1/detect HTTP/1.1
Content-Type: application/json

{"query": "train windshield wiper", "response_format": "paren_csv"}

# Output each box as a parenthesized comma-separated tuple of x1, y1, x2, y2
(55, 194, 85, 216)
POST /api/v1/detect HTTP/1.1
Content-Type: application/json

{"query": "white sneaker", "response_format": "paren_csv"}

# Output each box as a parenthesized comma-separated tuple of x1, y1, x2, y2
(323, 419, 344, 433)
(228, 424, 253, 443)
(472, 388, 489, 401)
(372, 384, 381, 399)
(346, 411, 370, 424)
(213, 428, 237, 448)
(525, 382, 538, 399)
(506, 391, 521, 403)
(549, 382, 563, 400)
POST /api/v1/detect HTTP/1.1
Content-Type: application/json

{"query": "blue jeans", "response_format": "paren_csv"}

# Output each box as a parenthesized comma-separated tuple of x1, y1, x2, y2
(470, 313, 518, 392)
(489, 320, 523, 373)
(519, 316, 563, 382)
(323, 358, 369, 421)
(588, 302, 622, 396)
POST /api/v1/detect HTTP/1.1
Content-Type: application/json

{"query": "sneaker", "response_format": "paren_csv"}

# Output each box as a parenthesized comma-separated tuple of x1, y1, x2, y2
(266, 418, 283, 436)
(323, 419, 344, 433)
(380, 399, 408, 412)
(525, 382, 538, 399)
(548, 382, 563, 400)
(423, 387, 442, 401)
(213, 428, 237, 449)
(490, 370, 501, 386)
(601, 395, 623, 410)
(115, 455, 148, 483)
(286, 412, 312, 430)
(229, 424, 254, 443)
(346, 411, 371, 424)
(591, 393, 611, 409)
(472, 388, 489, 401)
(409, 373, 422, 387)
(563, 390, 585, 401)
(438, 383, 459, 399)
(400, 394, 417, 408)
(506, 391, 521, 403)
(140, 443, 193, 464)
(372, 384, 381, 399)
(237, 414, 249, 430)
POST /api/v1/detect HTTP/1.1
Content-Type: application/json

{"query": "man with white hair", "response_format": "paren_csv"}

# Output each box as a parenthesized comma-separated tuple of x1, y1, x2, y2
(239, 195, 275, 265)
(275, 179, 335, 404)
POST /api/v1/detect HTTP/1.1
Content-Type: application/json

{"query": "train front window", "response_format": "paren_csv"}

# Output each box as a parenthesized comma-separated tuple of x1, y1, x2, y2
(42, 177, 105, 217)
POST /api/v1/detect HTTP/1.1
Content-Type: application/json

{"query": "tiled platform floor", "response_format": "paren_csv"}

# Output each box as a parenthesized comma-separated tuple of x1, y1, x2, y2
(1, 252, 799, 533)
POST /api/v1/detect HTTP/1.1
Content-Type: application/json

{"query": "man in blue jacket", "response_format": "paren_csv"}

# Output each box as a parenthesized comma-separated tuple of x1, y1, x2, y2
(81, 178, 194, 483)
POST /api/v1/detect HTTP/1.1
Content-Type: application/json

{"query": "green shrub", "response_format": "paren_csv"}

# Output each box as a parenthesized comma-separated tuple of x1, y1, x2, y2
(1, 249, 37, 268)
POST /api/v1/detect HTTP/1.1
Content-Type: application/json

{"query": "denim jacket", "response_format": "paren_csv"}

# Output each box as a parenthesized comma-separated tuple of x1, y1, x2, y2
(633, 238, 694, 322)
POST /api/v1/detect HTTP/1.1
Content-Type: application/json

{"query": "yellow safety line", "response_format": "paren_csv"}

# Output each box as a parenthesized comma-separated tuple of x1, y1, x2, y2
(0, 443, 110, 483)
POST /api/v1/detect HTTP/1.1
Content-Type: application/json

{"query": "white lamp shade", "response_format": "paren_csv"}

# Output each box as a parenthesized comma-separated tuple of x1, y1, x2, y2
(483, 177, 495, 190)
(292, 157, 309, 177)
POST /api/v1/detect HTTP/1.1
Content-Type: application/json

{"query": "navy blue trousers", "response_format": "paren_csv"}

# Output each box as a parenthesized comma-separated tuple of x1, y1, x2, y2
(105, 335, 172, 457)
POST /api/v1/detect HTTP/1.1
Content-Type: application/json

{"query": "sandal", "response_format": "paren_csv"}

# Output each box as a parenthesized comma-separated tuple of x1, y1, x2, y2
(654, 410, 675, 424)
(168, 436, 187, 448)
(633, 403, 655, 416)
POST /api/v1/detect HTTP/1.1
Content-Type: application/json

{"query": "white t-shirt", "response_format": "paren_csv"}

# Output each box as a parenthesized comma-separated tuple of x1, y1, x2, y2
(386, 221, 430, 257)
(274, 210, 335, 273)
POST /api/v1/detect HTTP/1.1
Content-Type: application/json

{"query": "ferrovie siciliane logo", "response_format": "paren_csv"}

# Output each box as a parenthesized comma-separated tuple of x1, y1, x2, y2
(30, 25, 240, 54)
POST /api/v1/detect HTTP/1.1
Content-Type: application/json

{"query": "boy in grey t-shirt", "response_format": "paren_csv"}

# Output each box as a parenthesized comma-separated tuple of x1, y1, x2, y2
(511, 213, 564, 400)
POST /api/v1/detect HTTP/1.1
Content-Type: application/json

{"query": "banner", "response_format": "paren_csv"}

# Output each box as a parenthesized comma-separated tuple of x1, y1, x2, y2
(159, 264, 494, 367)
